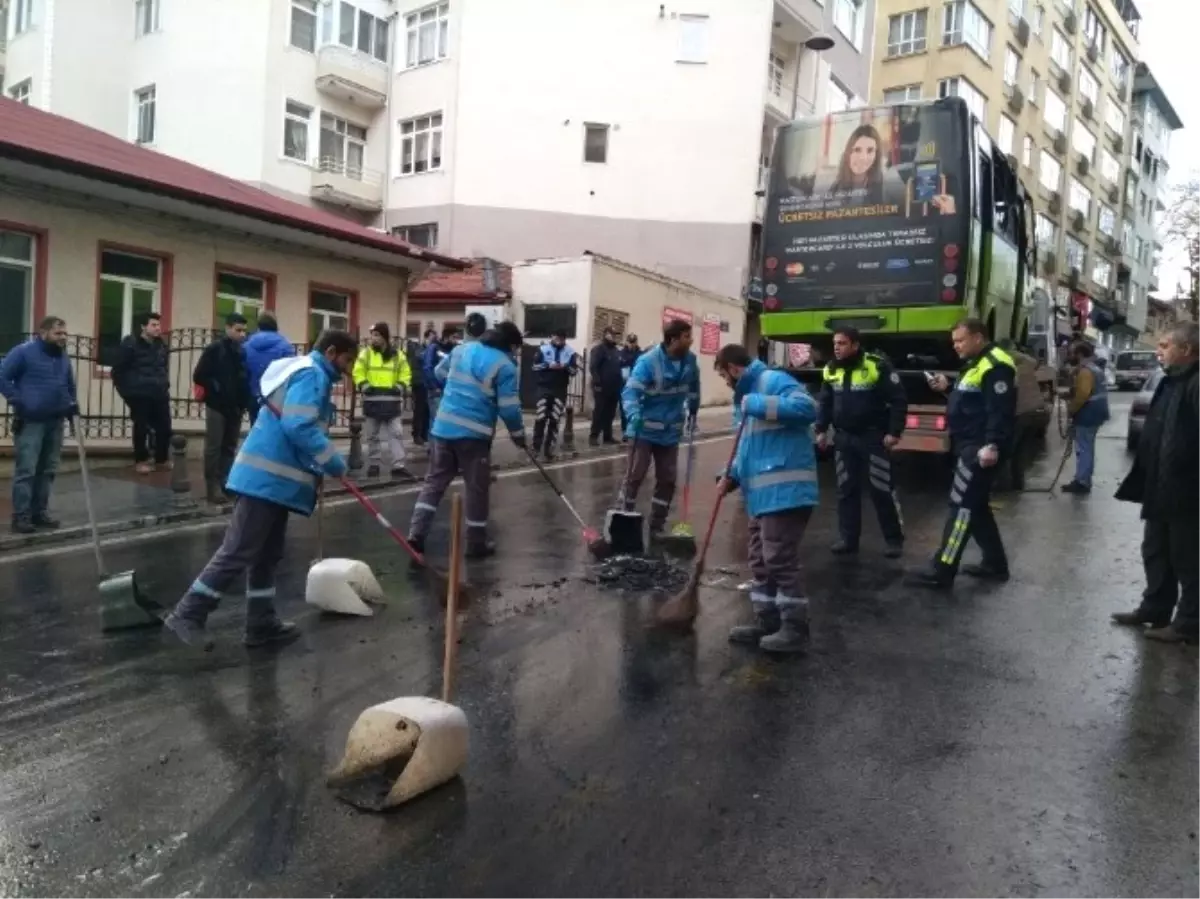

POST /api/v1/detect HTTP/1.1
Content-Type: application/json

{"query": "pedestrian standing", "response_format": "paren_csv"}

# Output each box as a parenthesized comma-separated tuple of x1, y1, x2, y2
(0, 316, 77, 534)
(531, 329, 579, 461)
(588, 327, 624, 446)
(193, 314, 251, 506)
(242, 313, 295, 426)
(620, 319, 701, 540)
(907, 318, 1016, 588)
(1060, 340, 1110, 494)
(714, 345, 818, 653)
(465, 312, 488, 343)
(353, 322, 414, 480)
(407, 322, 527, 559)
(408, 333, 431, 446)
(163, 330, 356, 651)
(112, 311, 172, 474)
(422, 326, 459, 418)
(1111, 322, 1198, 645)
(618, 333, 642, 441)
(814, 326, 907, 558)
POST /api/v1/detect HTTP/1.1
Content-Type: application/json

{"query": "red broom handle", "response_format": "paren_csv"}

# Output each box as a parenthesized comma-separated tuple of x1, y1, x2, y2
(339, 476, 426, 565)
(696, 416, 748, 558)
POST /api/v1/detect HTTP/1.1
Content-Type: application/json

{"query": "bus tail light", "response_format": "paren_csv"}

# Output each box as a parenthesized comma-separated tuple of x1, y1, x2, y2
(944, 244, 960, 258)
(934, 416, 947, 430)
(905, 414, 920, 429)
(941, 288, 957, 302)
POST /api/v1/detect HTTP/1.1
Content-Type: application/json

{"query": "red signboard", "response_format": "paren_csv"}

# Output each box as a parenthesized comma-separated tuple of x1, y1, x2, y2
(788, 343, 812, 367)
(662, 306, 694, 328)
(699, 313, 721, 355)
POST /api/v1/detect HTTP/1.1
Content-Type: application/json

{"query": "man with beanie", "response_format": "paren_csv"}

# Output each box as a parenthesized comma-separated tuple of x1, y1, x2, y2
(353, 322, 414, 479)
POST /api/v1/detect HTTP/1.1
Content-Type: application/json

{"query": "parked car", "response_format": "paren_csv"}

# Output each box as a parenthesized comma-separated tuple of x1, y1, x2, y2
(1113, 349, 1159, 392)
(1127, 366, 1164, 452)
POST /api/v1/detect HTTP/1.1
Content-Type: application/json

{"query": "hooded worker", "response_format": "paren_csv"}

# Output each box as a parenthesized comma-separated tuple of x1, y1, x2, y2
(163, 330, 357, 652)
(408, 321, 527, 559)
(353, 322, 414, 480)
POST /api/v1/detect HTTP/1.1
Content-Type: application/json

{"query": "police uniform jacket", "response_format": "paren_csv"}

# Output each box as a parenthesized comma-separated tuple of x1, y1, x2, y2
(816, 351, 907, 438)
(947, 343, 1017, 451)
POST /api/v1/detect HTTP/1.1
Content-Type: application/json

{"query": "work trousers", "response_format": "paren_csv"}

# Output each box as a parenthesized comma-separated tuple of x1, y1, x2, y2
(618, 440, 679, 531)
(128, 394, 172, 464)
(930, 447, 1008, 580)
(532, 387, 567, 456)
(747, 508, 813, 620)
(590, 388, 620, 442)
(204, 407, 242, 490)
(1072, 424, 1099, 487)
(11, 419, 63, 522)
(1138, 516, 1199, 634)
(172, 495, 290, 629)
(363, 415, 408, 468)
(834, 432, 904, 547)
(412, 386, 431, 443)
(408, 437, 492, 548)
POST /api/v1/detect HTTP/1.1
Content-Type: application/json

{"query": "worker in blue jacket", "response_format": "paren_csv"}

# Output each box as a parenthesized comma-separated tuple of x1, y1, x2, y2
(531, 329, 580, 461)
(164, 330, 357, 653)
(619, 318, 701, 539)
(714, 344, 819, 654)
(421, 326, 460, 417)
(242, 313, 295, 424)
(408, 321, 527, 559)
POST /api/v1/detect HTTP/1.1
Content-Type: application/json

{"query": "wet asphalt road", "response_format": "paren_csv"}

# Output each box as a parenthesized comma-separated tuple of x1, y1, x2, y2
(0, 395, 1196, 898)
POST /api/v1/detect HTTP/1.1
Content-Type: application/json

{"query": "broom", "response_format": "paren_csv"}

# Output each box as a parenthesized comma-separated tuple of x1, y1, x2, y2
(655, 416, 747, 630)
(522, 448, 610, 557)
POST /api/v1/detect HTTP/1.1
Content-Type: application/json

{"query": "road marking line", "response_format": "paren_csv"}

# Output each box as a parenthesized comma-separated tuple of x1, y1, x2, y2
(0, 435, 733, 564)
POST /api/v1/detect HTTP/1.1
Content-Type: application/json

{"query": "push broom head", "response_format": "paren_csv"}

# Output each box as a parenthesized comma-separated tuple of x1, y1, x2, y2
(655, 560, 701, 630)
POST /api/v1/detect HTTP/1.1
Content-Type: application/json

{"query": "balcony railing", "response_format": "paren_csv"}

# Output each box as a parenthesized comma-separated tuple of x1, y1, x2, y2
(310, 158, 385, 211)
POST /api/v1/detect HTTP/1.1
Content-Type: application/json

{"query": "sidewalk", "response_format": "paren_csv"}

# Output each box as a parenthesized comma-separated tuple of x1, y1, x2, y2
(0, 405, 735, 553)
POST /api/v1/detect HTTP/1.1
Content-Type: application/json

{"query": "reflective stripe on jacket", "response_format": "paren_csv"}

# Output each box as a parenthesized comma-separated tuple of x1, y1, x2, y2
(353, 347, 412, 419)
(947, 344, 1017, 449)
(620, 343, 701, 447)
(430, 342, 525, 442)
(226, 351, 347, 516)
(728, 360, 819, 517)
(817, 352, 907, 437)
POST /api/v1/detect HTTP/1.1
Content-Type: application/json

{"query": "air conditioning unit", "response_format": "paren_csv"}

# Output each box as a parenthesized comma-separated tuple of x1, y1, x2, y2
(1043, 254, 1058, 274)
(1076, 154, 1091, 176)
(1069, 267, 1081, 289)
(1053, 132, 1069, 155)
(1048, 191, 1063, 214)
(1105, 236, 1121, 255)
(1113, 134, 1124, 153)
(1081, 99, 1094, 120)
(1086, 43, 1099, 64)
(1016, 18, 1031, 47)
(1107, 185, 1120, 204)
(1006, 152, 1019, 171)
(1064, 11, 1079, 33)
(1072, 210, 1087, 232)
(1008, 86, 1025, 112)
(1057, 71, 1071, 94)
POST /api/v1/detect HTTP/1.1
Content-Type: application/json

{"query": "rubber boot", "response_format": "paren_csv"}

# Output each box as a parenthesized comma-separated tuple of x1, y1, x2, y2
(407, 534, 427, 567)
(244, 592, 300, 648)
(466, 527, 496, 559)
(728, 595, 780, 645)
(759, 597, 809, 654)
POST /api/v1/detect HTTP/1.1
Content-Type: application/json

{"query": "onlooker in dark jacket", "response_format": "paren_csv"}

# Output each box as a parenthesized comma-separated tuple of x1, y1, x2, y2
(193, 314, 250, 504)
(422, 326, 459, 416)
(113, 311, 172, 473)
(588, 327, 624, 445)
(617, 333, 643, 441)
(0, 316, 77, 533)
(1112, 322, 1199, 644)
(242, 314, 295, 425)
(408, 331, 432, 445)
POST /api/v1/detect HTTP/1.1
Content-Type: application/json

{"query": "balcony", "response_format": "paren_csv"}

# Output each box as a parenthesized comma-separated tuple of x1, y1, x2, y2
(315, 45, 388, 111)
(765, 83, 799, 122)
(310, 158, 384, 212)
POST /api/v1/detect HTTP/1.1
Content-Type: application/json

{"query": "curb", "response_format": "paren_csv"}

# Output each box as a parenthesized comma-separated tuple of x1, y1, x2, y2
(0, 429, 735, 554)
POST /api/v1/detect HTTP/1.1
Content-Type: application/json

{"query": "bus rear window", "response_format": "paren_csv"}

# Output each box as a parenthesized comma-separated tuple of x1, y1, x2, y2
(1116, 352, 1157, 371)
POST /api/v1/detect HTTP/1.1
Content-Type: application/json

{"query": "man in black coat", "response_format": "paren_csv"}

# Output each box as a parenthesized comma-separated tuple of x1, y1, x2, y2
(193, 314, 250, 505)
(113, 311, 172, 473)
(588, 327, 624, 446)
(1112, 322, 1199, 644)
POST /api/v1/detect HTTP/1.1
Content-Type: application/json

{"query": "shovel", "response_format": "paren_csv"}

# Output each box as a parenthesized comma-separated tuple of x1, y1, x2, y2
(658, 426, 698, 558)
(604, 439, 646, 556)
(72, 419, 163, 631)
(327, 493, 470, 811)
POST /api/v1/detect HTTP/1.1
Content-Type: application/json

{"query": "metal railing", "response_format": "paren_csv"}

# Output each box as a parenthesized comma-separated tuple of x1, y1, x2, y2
(312, 156, 384, 185)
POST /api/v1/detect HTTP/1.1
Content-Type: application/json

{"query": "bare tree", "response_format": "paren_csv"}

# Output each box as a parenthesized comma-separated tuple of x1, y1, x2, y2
(1162, 177, 1200, 321)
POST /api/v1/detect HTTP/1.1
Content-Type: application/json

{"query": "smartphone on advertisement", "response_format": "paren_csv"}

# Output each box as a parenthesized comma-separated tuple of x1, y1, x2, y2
(913, 161, 941, 204)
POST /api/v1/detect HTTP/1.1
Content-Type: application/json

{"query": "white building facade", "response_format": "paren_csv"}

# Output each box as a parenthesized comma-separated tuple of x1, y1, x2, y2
(2, 0, 875, 302)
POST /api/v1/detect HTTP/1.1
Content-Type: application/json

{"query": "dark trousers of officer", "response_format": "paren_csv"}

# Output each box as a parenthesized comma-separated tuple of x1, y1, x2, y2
(834, 432, 904, 548)
(930, 447, 1009, 580)
(532, 387, 567, 455)
(411, 386, 430, 443)
(408, 437, 492, 549)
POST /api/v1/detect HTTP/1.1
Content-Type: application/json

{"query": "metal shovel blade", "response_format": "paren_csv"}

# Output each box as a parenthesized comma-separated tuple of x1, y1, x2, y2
(99, 570, 164, 632)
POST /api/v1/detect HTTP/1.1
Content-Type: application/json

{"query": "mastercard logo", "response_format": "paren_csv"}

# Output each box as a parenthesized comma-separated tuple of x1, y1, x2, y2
(785, 262, 805, 276)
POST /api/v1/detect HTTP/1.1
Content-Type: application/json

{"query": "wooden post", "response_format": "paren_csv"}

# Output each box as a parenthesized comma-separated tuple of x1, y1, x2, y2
(442, 492, 463, 703)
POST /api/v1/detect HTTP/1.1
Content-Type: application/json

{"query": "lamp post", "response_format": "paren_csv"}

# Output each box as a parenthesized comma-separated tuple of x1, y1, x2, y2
(803, 32, 835, 116)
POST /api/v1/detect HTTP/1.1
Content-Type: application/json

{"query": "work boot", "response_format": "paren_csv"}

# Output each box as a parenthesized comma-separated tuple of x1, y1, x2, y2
(32, 514, 60, 530)
(830, 539, 858, 555)
(961, 562, 1010, 582)
(244, 620, 301, 648)
(135, 461, 153, 475)
(588, 435, 600, 448)
(390, 464, 416, 481)
(1143, 624, 1198, 645)
(466, 537, 497, 559)
(11, 516, 35, 535)
(1111, 608, 1169, 628)
(728, 600, 780, 645)
(884, 542, 904, 559)
(759, 599, 809, 654)
(1060, 481, 1091, 494)
(163, 614, 215, 652)
(603, 437, 620, 446)
(904, 566, 952, 590)
(367, 464, 381, 478)
(205, 483, 228, 506)
(407, 535, 427, 567)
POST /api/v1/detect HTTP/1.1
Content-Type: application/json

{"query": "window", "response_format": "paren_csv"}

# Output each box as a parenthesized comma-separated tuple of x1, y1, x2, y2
(8, 0, 34, 37)
(1110, 47, 1129, 89)
(215, 271, 267, 328)
(887, 9, 927, 57)
(1098, 204, 1116, 236)
(398, 113, 443, 175)
(1043, 89, 1066, 132)
(8, 79, 32, 105)
(0, 230, 37, 353)
(1035, 213, 1057, 251)
(833, 0, 865, 49)
(1135, 235, 1145, 264)
(1069, 177, 1092, 215)
(1023, 134, 1034, 167)
(404, 2, 449, 68)
(1032, 3, 1044, 35)
(391, 223, 439, 248)
(938, 76, 986, 120)
(1122, 220, 1133, 252)
(826, 78, 857, 114)
(943, 1, 992, 60)
(768, 51, 786, 96)
(1083, 5, 1107, 56)
(1009, 0, 1024, 17)
(1072, 121, 1096, 161)
(1105, 98, 1124, 134)
(1004, 46, 1020, 87)
(134, 86, 156, 145)
(583, 123, 609, 164)
(339, 4, 389, 62)
(1039, 150, 1062, 191)
(135, 0, 159, 36)
(677, 13, 709, 63)
(309, 288, 350, 343)
(319, 113, 367, 177)
(883, 84, 922, 104)
(1050, 28, 1071, 70)
(1078, 68, 1098, 105)
(998, 116, 1016, 155)
(524, 305, 578, 340)
(98, 250, 161, 368)
(1028, 67, 1041, 106)
(1065, 234, 1086, 271)
(283, 101, 311, 162)
(290, 0, 317, 51)
(1092, 256, 1112, 288)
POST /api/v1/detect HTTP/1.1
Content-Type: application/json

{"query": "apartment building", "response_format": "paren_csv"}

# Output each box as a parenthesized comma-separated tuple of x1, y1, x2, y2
(2, 0, 875, 306)
(870, 0, 1142, 339)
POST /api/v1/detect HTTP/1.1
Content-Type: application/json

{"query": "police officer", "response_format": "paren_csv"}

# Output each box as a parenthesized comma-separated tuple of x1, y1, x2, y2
(907, 318, 1017, 589)
(815, 326, 907, 558)
(531, 329, 579, 460)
